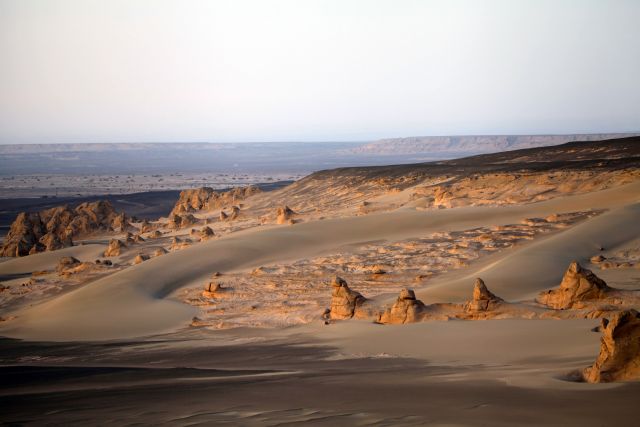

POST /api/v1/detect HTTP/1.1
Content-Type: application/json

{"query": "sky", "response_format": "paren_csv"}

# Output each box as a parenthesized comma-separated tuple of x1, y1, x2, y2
(1, 0, 639, 144)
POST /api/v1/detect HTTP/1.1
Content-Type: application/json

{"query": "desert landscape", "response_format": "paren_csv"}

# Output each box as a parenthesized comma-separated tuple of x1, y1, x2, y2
(2, 1, 640, 425)
(1, 136, 639, 424)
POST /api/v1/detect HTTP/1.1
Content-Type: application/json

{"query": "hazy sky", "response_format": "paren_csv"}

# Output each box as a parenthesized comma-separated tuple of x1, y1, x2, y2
(1, 0, 639, 144)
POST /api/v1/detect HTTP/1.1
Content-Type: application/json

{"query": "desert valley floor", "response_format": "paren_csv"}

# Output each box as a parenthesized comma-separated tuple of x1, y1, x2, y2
(1, 138, 640, 425)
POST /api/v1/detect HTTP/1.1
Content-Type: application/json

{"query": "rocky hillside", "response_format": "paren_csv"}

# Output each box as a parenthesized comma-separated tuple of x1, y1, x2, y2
(258, 136, 640, 215)
(349, 133, 639, 155)
(170, 186, 261, 216)
(0, 201, 128, 257)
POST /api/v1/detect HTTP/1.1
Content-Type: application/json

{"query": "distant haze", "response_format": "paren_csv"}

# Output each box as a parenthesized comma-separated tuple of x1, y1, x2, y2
(1, 0, 639, 144)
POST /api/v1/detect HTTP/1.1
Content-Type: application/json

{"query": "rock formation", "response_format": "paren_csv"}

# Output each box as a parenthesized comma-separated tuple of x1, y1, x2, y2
(133, 254, 149, 264)
(203, 282, 225, 298)
(167, 213, 198, 230)
(199, 226, 215, 240)
(219, 210, 228, 221)
(329, 276, 368, 320)
(0, 200, 127, 257)
(170, 186, 261, 216)
(229, 206, 241, 220)
(276, 206, 296, 224)
(148, 230, 163, 239)
(104, 239, 125, 257)
(153, 247, 168, 257)
(537, 261, 611, 309)
(465, 278, 504, 312)
(56, 256, 81, 273)
(378, 289, 427, 324)
(583, 309, 640, 383)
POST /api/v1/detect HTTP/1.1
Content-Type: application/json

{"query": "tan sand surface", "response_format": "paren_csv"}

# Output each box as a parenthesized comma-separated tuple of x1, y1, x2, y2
(1, 181, 639, 341)
(0, 244, 105, 276)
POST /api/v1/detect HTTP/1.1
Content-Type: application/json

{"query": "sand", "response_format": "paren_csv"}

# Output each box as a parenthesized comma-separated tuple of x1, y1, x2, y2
(1, 181, 639, 341)
(0, 175, 639, 425)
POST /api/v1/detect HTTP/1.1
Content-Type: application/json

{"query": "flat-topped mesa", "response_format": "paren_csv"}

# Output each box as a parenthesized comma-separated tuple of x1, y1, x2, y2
(276, 206, 296, 224)
(583, 309, 640, 383)
(170, 185, 261, 216)
(378, 289, 427, 324)
(167, 213, 198, 230)
(537, 261, 611, 309)
(465, 278, 504, 312)
(329, 276, 368, 320)
(0, 200, 128, 257)
(104, 239, 125, 257)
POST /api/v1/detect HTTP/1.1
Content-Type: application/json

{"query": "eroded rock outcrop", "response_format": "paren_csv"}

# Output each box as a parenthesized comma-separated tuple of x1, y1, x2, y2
(276, 206, 296, 224)
(229, 206, 241, 220)
(199, 226, 215, 241)
(133, 254, 149, 264)
(153, 247, 168, 257)
(171, 186, 261, 216)
(465, 278, 504, 312)
(104, 239, 125, 257)
(56, 256, 81, 273)
(329, 276, 368, 320)
(583, 309, 640, 383)
(167, 213, 198, 230)
(378, 289, 427, 324)
(537, 261, 611, 309)
(1, 200, 127, 257)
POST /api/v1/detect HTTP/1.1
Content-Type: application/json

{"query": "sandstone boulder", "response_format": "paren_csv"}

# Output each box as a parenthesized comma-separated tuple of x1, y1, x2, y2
(378, 289, 427, 324)
(276, 206, 296, 224)
(329, 276, 367, 320)
(167, 213, 198, 230)
(465, 278, 504, 312)
(153, 247, 168, 257)
(199, 226, 215, 240)
(56, 256, 81, 273)
(583, 309, 640, 383)
(203, 282, 225, 298)
(229, 206, 241, 220)
(219, 210, 228, 221)
(537, 261, 610, 309)
(104, 239, 125, 257)
(148, 230, 163, 239)
(133, 254, 149, 264)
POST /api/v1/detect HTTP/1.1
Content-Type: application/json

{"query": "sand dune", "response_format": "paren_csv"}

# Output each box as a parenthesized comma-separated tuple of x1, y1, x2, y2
(0, 244, 105, 277)
(2, 181, 639, 341)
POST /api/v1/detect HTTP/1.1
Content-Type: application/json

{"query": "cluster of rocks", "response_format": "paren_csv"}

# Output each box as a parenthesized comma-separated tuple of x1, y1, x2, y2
(321, 261, 639, 384)
(1, 200, 128, 257)
(170, 186, 260, 216)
